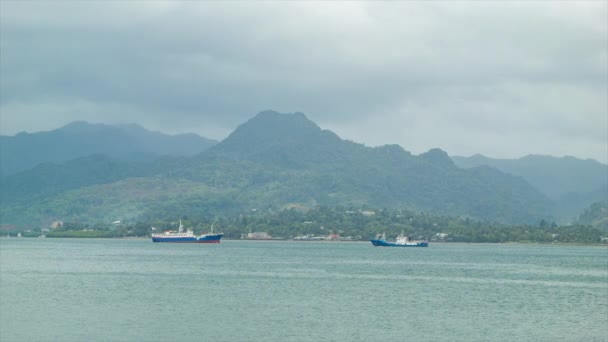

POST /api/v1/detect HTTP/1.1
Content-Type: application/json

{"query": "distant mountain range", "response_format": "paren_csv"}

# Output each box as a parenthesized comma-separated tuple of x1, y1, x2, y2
(0, 121, 217, 176)
(452, 154, 608, 221)
(1, 111, 605, 227)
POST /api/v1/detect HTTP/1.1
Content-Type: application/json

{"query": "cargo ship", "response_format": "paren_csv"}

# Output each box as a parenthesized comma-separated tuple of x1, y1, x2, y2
(370, 232, 428, 247)
(151, 220, 223, 243)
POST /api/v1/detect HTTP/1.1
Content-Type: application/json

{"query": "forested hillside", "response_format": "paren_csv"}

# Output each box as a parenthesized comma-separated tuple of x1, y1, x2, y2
(452, 154, 608, 221)
(1, 111, 555, 227)
(577, 201, 608, 230)
(0, 121, 217, 176)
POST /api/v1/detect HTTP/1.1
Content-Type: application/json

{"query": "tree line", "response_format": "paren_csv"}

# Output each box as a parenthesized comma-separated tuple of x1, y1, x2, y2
(33, 206, 607, 244)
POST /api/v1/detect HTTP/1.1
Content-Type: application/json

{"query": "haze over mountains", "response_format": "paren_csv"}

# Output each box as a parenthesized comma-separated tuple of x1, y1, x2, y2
(1, 111, 605, 227)
(0, 121, 217, 176)
(452, 155, 608, 220)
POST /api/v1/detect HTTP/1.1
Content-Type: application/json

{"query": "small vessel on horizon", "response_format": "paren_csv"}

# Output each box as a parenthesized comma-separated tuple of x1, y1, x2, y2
(370, 232, 428, 247)
(151, 220, 223, 243)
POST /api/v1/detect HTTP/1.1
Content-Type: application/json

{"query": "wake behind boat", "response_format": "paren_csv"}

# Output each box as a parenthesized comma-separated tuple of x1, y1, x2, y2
(151, 220, 223, 243)
(370, 232, 428, 247)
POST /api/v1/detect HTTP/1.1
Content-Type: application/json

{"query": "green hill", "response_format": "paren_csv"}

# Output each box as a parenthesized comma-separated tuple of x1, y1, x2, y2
(0, 121, 217, 176)
(1, 111, 553, 227)
(577, 201, 608, 231)
(452, 154, 608, 221)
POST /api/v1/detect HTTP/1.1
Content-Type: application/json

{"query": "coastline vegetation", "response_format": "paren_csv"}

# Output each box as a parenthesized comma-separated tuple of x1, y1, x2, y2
(8, 206, 606, 244)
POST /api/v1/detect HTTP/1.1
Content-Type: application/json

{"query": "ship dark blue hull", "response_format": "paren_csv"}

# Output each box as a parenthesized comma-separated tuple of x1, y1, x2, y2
(152, 234, 223, 243)
(370, 239, 428, 247)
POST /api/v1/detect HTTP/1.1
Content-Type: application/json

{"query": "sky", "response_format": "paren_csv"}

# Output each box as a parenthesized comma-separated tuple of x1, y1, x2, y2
(1, 1, 606, 163)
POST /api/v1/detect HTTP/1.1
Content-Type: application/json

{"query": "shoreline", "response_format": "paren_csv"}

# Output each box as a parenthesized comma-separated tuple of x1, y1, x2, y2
(2, 236, 606, 246)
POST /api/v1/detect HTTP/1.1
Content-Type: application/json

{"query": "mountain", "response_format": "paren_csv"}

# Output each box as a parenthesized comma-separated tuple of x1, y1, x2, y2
(452, 154, 608, 221)
(209, 111, 551, 222)
(0, 111, 554, 227)
(451, 154, 607, 199)
(0, 121, 217, 176)
(0, 154, 160, 204)
(210, 110, 378, 169)
(577, 201, 608, 231)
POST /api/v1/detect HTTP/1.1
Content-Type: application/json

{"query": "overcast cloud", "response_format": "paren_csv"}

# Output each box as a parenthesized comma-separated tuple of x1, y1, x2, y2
(1, 1, 606, 162)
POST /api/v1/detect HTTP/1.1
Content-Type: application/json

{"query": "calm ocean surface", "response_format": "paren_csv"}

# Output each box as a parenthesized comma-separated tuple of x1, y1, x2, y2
(1, 239, 606, 342)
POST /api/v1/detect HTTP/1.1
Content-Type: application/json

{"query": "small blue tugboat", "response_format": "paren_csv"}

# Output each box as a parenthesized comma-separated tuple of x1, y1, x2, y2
(370, 232, 428, 247)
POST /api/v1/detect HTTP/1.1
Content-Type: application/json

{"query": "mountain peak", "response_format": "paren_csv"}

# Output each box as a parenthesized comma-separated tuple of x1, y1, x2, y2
(214, 110, 331, 156)
(419, 148, 454, 167)
(255, 110, 307, 119)
(250, 110, 315, 127)
(60, 121, 104, 133)
(1, 121, 216, 176)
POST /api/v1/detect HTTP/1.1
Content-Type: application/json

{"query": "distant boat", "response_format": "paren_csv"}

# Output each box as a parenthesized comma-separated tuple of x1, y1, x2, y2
(151, 220, 223, 243)
(370, 232, 428, 247)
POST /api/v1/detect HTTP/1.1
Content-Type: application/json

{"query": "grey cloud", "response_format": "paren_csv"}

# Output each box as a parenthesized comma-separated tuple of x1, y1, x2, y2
(0, 1, 606, 162)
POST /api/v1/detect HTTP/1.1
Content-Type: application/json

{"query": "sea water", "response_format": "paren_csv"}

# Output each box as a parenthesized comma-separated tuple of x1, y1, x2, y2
(1, 239, 606, 342)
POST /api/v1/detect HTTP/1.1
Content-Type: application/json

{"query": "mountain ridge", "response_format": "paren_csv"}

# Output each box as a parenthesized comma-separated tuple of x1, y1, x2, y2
(1, 111, 555, 226)
(452, 154, 608, 222)
(0, 122, 217, 176)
